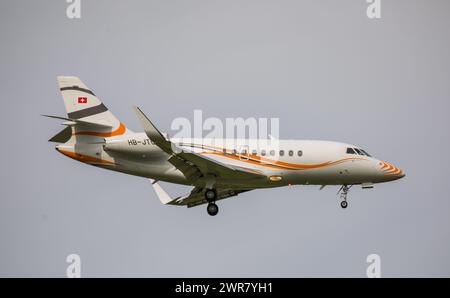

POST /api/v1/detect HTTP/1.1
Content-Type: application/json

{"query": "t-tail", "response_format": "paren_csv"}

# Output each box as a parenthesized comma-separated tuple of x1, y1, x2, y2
(45, 76, 132, 145)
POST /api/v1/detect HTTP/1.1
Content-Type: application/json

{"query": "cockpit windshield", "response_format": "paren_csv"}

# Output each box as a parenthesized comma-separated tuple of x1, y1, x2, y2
(346, 148, 356, 154)
(353, 148, 362, 155)
(346, 147, 371, 157)
(360, 149, 371, 157)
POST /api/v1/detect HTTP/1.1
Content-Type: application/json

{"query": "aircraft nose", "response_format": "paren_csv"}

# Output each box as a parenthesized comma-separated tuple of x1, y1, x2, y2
(378, 161, 405, 180)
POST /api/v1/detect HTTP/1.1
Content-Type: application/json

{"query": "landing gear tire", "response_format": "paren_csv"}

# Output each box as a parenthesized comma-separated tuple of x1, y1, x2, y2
(205, 189, 217, 202)
(207, 203, 219, 216)
(338, 185, 351, 209)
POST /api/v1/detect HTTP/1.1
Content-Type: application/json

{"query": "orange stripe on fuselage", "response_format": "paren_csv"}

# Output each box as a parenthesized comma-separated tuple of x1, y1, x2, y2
(190, 143, 367, 170)
(203, 152, 288, 170)
(199, 150, 367, 171)
(57, 148, 116, 165)
(73, 123, 126, 137)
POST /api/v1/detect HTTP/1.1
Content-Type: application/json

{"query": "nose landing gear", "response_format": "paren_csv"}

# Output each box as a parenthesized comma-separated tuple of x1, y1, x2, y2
(338, 185, 352, 209)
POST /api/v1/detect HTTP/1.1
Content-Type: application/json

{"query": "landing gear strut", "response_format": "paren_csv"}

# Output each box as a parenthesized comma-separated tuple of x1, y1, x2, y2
(205, 189, 219, 216)
(338, 185, 352, 209)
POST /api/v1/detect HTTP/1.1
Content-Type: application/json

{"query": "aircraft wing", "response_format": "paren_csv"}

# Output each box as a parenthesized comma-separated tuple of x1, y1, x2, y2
(181, 187, 252, 208)
(149, 179, 252, 207)
(134, 106, 266, 183)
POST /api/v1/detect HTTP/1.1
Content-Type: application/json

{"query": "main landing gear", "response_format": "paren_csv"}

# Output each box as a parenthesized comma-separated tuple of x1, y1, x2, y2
(205, 189, 219, 216)
(207, 202, 219, 216)
(338, 185, 352, 209)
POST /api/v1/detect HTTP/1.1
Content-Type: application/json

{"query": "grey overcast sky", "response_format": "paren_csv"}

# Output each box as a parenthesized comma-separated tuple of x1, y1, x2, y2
(0, 0, 449, 277)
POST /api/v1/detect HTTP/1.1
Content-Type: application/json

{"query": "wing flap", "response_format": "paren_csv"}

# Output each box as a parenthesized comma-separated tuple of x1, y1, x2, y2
(184, 188, 252, 208)
(148, 179, 252, 208)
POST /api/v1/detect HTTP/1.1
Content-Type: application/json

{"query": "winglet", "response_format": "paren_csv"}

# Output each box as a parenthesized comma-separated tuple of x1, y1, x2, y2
(133, 107, 165, 140)
(133, 106, 173, 153)
(149, 179, 175, 205)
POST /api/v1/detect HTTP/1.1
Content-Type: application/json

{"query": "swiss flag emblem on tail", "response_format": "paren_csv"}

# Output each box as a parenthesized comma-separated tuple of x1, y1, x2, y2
(78, 97, 87, 104)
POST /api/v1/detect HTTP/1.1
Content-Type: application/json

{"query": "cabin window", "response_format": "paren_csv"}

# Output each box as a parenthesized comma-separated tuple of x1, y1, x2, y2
(261, 149, 266, 156)
(251, 150, 257, 156)
(288, 150, 294, 156)
(279, 150, 284, 156)
(297, 150, 303, 157)
(223, 148, 227, 155)
(270, 150, 275, 156)
(232, 149, 237, 155)
(346, 147, 356, 154)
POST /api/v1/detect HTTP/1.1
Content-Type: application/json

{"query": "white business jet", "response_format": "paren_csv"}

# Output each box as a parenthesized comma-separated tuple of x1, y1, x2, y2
(45, 77, 405, 216)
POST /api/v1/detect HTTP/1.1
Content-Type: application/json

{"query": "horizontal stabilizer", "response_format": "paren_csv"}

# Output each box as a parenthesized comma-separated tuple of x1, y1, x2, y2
(48, 126, 72, 143)
(42, 114, 113, 129)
